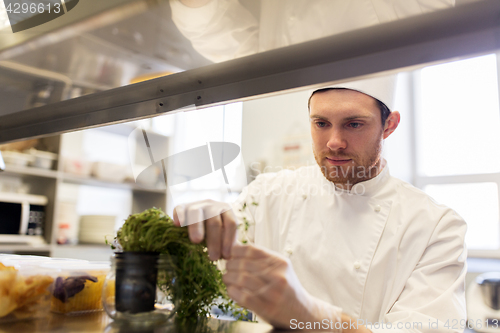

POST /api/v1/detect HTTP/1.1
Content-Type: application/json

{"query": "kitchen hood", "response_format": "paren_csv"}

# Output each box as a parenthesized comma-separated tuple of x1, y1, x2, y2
(0, 0, 212, 120)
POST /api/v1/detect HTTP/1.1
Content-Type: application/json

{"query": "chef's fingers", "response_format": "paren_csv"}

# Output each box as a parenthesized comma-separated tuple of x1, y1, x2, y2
(174, 204, 188, 227)
(174, 199, 231, 245)
(205, 215, 223, 261)
(221, 210, 237, 259)
(223, 271, 266, 291)
(226, 259, 289, 287)
(230, 243, 271, 260)
(226, 285, 269, 316)
(172, 207, 181, 227)
(187, 207, 205, 243)
(226, 258, 272, 273)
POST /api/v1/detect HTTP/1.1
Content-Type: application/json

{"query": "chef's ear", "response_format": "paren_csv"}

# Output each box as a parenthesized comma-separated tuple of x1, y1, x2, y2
(383, 111, 400, 139)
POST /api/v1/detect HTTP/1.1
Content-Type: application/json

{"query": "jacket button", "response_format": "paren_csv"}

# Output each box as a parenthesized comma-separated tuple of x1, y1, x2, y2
(286, 248, 293, 255)
(354, 261, 361, 269)
(374, 205, 381, 212)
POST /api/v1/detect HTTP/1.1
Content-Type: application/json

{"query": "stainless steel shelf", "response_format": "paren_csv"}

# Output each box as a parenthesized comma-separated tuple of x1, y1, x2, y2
(0, 0, 499, 143)
(2, 164, 59, 178)
(1, 164, 166, 194)
(0, 244, 51, 253)
(0, 0, 153, 59)
(61, 172, 166, 194)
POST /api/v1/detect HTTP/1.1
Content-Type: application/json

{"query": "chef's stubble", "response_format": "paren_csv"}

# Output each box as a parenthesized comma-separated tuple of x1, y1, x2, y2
(313, 131, 384, 188)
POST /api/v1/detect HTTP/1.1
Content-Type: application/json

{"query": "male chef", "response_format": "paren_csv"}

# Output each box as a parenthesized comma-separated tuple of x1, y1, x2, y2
(173, 88, 467, 332)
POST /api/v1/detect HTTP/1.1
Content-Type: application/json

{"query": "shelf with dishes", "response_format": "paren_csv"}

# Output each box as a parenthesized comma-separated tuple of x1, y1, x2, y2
(1, 158, 166, 194)
(60, 172, 165, 193)
(2, 164, 59, 179)
(0, 137, 61, 195)
(0, 126, 169, 258)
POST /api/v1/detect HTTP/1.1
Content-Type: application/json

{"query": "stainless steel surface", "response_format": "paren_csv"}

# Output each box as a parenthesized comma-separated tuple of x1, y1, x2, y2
(0, 312, 275, 333)
(0, 0, 212, 119)
(0, 0, 499, 143)
(0, 0, 152, 59)
(477, 273, 500, 310)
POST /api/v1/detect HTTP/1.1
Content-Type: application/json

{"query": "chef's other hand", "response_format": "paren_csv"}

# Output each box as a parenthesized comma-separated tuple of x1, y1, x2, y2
(223, 244, 342, 330)
(173, 199, 237, 261)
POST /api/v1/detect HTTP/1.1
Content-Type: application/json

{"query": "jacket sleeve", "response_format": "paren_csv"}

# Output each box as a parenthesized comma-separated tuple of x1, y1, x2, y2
(371, 209, 467, 333)
(169, 0, 259, 63)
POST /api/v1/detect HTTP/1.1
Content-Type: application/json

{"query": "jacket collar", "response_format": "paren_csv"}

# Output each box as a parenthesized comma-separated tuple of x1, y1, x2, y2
(326, 159, 391, 197)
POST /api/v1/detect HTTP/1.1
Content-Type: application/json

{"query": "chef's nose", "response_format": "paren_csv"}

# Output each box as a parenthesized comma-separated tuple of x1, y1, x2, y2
(326, 130, 347, 150)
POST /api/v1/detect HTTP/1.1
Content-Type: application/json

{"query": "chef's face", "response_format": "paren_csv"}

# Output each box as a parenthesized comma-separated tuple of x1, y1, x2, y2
(309, 89, 399, 190)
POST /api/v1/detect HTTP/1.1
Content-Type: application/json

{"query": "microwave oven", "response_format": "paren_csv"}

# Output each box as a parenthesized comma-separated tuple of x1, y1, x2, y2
(0, 192, 48, 245)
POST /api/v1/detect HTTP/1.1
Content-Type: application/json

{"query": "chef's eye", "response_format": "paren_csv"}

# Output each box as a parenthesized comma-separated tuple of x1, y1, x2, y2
(348, 122, 362, 129)
(316, 121, 328, 128)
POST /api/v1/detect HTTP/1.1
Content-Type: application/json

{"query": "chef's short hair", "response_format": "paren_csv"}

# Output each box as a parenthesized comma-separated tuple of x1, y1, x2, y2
(308, 87, 392, 126)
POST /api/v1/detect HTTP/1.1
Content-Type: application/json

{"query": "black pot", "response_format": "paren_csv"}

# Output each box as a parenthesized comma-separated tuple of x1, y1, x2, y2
(115, 252, 159, 314)
(477, 272, 500, 310)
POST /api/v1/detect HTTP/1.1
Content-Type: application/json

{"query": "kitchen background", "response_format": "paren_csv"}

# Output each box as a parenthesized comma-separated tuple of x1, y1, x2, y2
(0, 0, 496, 321)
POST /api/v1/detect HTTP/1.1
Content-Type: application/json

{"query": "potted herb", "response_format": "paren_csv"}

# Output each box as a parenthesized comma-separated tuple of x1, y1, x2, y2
(104, 208, 247, 324)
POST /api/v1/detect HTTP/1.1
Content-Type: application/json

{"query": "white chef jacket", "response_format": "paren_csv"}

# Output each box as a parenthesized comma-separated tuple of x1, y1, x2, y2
(169, 0, 455, 63)
(231, 163, 467, 333)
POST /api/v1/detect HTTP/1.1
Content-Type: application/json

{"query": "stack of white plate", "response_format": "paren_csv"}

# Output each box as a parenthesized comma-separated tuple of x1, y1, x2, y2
(78, 215, 116, 245)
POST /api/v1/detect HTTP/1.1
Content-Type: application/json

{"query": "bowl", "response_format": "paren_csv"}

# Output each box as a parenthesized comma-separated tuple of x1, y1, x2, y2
(25, 148, 58, 170)
(0, 151, 34, 167)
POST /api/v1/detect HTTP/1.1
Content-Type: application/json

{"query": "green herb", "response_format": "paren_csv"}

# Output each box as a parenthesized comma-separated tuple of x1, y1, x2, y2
(242, 217, 250, 231)
(237, 201, 257, 245)
(112, 207, 248, 323)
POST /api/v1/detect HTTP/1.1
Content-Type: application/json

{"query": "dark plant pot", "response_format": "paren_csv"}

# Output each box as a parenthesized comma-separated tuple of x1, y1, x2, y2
(115, 252, 159, 314)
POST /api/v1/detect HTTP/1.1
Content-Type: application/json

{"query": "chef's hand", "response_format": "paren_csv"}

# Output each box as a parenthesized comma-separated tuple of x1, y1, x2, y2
(173, 200, 238, 261)
(223, 243, 343, 330)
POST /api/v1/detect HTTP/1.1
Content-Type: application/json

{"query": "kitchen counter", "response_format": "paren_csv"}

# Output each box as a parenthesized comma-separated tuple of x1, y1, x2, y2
(0, 312, 277, 333)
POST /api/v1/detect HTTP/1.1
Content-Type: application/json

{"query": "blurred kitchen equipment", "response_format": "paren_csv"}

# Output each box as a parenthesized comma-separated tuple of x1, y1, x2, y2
(1, 151, 35, 167)
(0, 139, 39, 152)
(63, 158, 93, 176)
(25, 148, 58, 170)
(479, 273, 500, 310)
(57, 223, 71, 245)
(0, 175, 30, 194)
(78, 215, 116, 245)
(0, 151, 4, 172)
(467, 272, 500, 332)
(0, 192, 47, 245)
(55, 201, 79, 245)
(91, 162, 127, 183)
